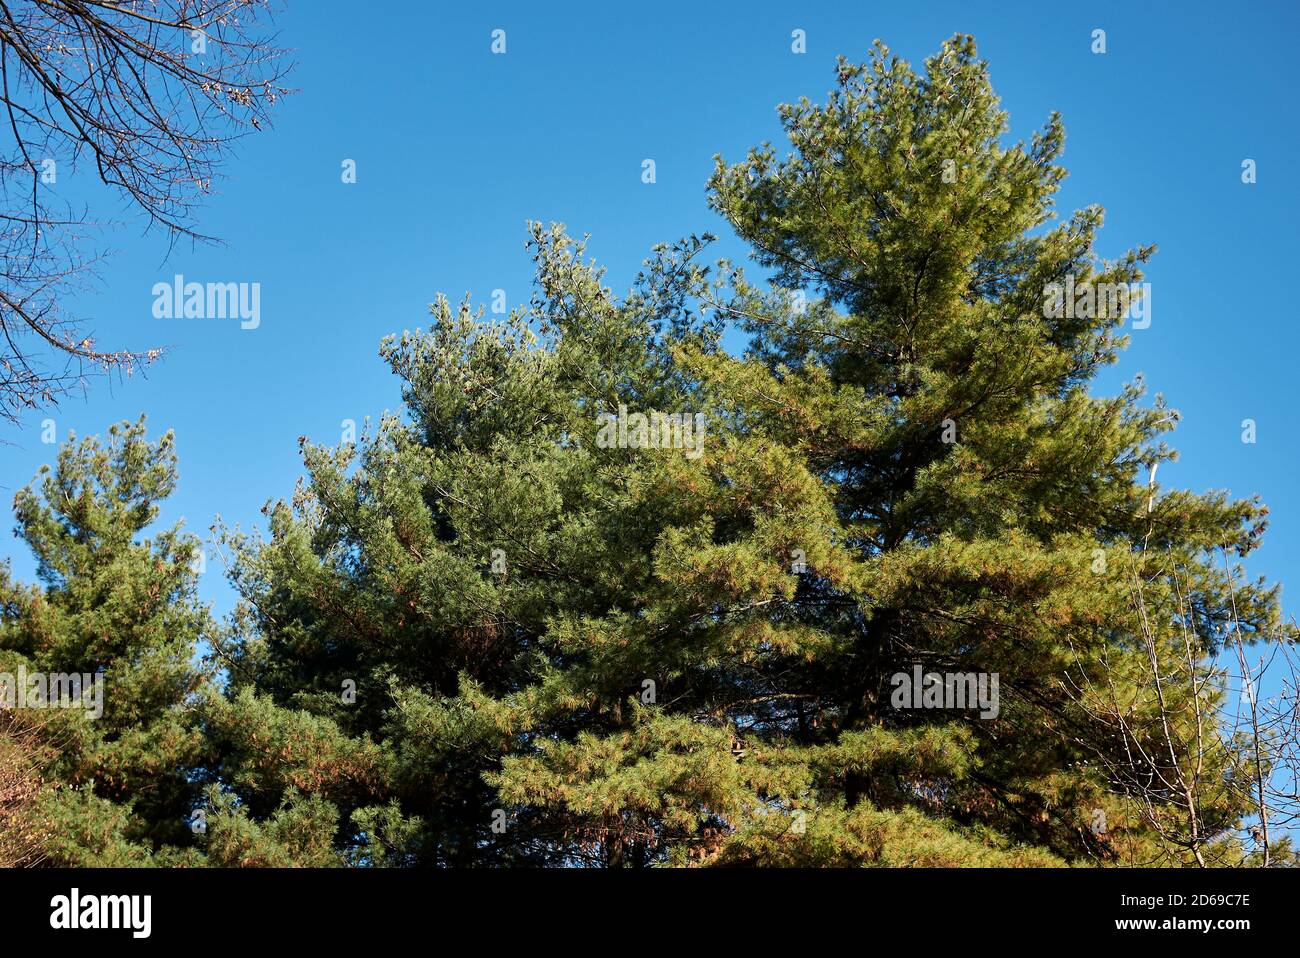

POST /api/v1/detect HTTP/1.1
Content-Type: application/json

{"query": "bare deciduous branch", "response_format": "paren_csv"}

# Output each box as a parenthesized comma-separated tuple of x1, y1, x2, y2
(0, 0, 292, 424)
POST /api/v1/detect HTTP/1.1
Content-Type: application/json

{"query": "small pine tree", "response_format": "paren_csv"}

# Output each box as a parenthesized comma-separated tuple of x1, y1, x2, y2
(0, 418, 215, 865)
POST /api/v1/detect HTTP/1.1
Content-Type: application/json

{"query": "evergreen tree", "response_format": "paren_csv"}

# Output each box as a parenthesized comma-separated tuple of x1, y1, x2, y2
(686, 36, 1293, 865)
(0, 419, 214, 865)
(216, 36, 1293, 867)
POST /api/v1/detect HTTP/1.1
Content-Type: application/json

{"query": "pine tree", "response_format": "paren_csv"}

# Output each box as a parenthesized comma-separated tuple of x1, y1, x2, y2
(682, 35, 1294, 865)
(212, 229, 701, 865)
(0, 418, 215, 865)
(217, 36, 1294, 867)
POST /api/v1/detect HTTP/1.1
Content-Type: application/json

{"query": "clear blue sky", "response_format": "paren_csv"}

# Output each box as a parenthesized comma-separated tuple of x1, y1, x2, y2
(2, 0, 1296, 652)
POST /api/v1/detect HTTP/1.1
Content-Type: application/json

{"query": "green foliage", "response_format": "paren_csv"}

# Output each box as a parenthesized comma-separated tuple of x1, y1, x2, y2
(0, 418, 215, 865)
(210, 36, 1292, 867)
(4, 36, 1293, 868)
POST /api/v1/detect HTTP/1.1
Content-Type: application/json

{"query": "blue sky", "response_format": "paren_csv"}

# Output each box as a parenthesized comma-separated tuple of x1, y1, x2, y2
(2, 0, 1296, 658)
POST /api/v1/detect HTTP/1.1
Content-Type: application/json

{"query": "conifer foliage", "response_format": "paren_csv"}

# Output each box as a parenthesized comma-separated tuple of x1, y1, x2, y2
(3, 36, 1293, 868)
(0, 420, 214, 865)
